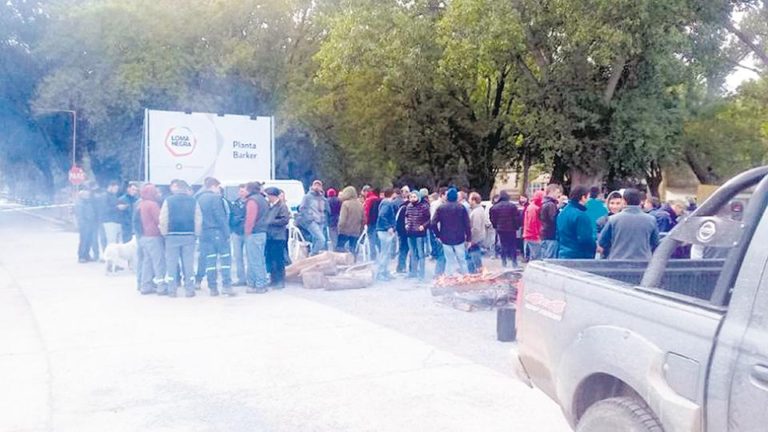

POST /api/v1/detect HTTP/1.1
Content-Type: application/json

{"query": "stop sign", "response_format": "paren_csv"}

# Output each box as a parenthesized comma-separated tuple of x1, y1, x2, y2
(68, 166, 86, 185)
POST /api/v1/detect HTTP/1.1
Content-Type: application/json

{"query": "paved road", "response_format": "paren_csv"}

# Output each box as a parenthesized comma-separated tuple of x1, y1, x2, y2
(0, 211, 570, 432)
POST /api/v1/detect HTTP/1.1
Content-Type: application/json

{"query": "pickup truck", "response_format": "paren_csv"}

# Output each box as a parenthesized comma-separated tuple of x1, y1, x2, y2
(515, 166, 768, 432)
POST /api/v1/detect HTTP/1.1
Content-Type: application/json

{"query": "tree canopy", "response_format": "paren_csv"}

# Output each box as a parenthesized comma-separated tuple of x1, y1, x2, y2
(0, 0, 766, 199)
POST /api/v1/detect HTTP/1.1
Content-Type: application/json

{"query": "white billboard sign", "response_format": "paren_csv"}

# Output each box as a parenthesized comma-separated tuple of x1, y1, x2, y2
(144, 109, 274, 185)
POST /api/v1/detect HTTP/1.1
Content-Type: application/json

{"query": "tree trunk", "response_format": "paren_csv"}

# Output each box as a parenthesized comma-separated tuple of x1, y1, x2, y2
(645, 162, 663, 198)
(684, 149, 720, 184)
(521, 148, 532, 196)
(568, 168, 604, 191)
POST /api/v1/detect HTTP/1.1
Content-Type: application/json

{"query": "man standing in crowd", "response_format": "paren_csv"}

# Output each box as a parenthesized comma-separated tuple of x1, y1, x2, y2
(264, 187, 291, 289)
(75, 188, 98, 263)
(229, 184, 248, 287)
(405, 190, 431, 281)
(394, 186, 410, 273)
(336, 186, 364, 254)
(490, 191, 520, 268)
(118, 182, 139, 243)
(136, 183, 165, 295)
(598, 188, 659, 260)
(432, 188, 471, 275)
(160, 180, 202, 297)
(523, 191, 544, 261)
(375, 189, 398, 281)
(102, 180, 123, 246)
(584, 186, 608, 233)
(654, 200, 686, 233)
(197, 177, 233, 296)
(468, 192, 488, 273)
(429, 187, 448, 276)
(244, 182, 270, 293)
(540, 184, 562, 259)
(299, 180, 328, 255)
(557, 185, 597, 259)
(326, 188, 341, 251)
(363, 187, 382, 260)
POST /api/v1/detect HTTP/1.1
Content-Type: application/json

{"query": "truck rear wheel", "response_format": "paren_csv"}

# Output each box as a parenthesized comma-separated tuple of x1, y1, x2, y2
(576, 397, 663, 432)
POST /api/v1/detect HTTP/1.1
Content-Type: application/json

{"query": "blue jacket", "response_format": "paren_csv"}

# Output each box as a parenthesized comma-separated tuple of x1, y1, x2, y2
(585, 198, 607, 232)
(376, 199, 397, 232)
(557, 200, 597, 259)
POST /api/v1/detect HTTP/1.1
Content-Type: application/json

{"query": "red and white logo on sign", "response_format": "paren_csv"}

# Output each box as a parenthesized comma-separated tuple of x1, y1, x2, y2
(68, 166, 86, 185)
(164, 126, 197, 157)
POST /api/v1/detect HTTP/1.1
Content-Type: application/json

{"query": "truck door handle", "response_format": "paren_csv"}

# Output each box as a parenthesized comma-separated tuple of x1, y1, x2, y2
(752, 365, 768, 384)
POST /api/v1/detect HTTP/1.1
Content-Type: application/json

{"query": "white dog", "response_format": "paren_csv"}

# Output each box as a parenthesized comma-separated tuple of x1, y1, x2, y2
(103, 237, 137, 274)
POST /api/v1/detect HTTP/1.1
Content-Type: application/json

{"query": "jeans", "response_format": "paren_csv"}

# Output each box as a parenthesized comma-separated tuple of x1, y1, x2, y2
(367, 225, 379, 260)
(231, 233, 247, 284)
(139, 236, 165, 293)
(306, 222, 326, 255)
(467, 244, 483, 274)
(524, 240, 542, 261)
(336, 234, 359, 254)
(246, 232, 269, 289)
(164, 234, 196, 295)
(266, 239, 287, 285)
(78, 224, 97, 260)
(376, 231, 396, 278)
(432, 239, 446, 277)
(540, 240, 559, 259)
(121, 223, 133, 243)
(396, 234, 410, 273)
(443, 243, 468, 276)
(200, 230, 232, 291)
(328, 226, 338, 251)
(407, 236, 426, 281)
(103, 222, 122, 246)
(498, 231, 519, 268)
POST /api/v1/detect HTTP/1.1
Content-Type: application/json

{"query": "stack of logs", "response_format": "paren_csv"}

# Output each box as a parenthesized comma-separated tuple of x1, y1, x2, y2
(285, 251, 375, 290)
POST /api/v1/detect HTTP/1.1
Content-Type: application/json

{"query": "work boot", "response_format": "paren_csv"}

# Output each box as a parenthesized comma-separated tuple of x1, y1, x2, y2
(209, 287, 220, 297)
(185, 290, 196, 298)
(222, 286, 236, 297)
(246, 286, 268, 294)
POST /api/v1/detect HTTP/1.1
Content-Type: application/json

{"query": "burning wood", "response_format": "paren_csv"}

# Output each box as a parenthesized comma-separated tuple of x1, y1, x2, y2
(432, 269, 522, 312)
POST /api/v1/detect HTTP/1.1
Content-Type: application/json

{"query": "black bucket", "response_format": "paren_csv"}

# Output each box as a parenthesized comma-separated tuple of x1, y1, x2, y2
(497, 307, 517, 342)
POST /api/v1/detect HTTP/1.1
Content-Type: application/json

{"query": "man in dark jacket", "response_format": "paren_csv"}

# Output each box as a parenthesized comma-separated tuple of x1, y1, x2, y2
(539, 184, 562, 259)
(490, 191, 520, 268)
(375, 189, 398, 281)
(653, 201, 685, 233)
(244, 182, 270, 293)
(363, 188, 382, 260)
(118, 182, 139, 243)
(196, 177, 233, 296)
(557, 185, 597, 259)
(326, 188, 341, 251)
(75, 188, 98, 263)
(431, 188, 471, 275)
(598, 188, 659, 260)
(404, 190, 431, 281)
(160, 179, 202, 297)
(229, 184, 248, 286)
(264, 187, 291, 289)
(102, 181, 123, 246)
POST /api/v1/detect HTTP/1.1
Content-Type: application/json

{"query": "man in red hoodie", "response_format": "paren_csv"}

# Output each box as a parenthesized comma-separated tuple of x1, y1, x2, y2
(523, 190, 544, 261)
(136, 183, 166, 295)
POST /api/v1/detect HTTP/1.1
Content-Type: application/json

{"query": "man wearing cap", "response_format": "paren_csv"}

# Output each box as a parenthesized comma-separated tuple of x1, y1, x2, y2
(196, 177, 233, 296)
(298, 180, 329, 255)
(264, 187, 291, 289)
(431, 188, 471, 276)
(160, 180, 202, 297)
(244, 182, 270, 293)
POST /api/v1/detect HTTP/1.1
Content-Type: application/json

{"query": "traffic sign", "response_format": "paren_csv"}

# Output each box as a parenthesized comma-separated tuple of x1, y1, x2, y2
(68, 166, 86, 185)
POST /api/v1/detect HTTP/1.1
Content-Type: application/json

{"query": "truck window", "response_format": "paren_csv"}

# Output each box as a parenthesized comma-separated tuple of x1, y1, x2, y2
(641, 167, 768, 306)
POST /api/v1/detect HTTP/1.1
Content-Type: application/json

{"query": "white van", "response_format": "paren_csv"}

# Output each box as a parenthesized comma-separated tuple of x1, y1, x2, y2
(222, 180, 306, 212)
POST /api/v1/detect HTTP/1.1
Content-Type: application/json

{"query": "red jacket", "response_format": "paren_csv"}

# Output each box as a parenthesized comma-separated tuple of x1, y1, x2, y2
(523, 191, 544, 241)
(139, 184, 162, 237)
(363, 192, 381, 226)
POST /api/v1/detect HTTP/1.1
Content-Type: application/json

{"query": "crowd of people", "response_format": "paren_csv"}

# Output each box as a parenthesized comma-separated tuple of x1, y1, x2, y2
(75, 177, 693, 295)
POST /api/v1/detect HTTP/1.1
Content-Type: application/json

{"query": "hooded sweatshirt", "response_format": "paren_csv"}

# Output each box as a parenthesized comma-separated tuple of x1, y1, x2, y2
(523, 191, 544, 241)
(338, 186, 364, 236)
(138, 184, 162, 237)
(539, 196, 559, 240)
(363, 191, 382, 227)
(327, 188, 341, 228)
